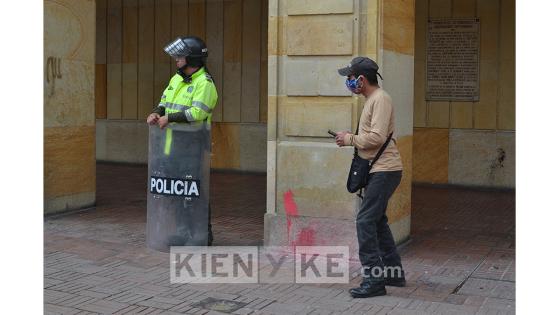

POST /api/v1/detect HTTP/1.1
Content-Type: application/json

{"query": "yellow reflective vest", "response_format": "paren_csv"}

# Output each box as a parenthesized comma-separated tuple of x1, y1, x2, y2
(159, 67, 217, 155)
(159, 67, 218, 123)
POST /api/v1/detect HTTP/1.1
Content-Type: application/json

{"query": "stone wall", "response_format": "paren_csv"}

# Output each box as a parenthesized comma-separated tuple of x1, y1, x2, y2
(379, 0, 415, 242)
(95, 0, 268, 172)
(412, 0, 515, 188)
(44, 0, 96, 214)
(96, 120, 267, 172)
(265, 0, 414, 252)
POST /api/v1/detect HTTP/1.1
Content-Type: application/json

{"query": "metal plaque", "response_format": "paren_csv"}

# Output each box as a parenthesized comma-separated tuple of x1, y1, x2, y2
(426, 18, 480, 101)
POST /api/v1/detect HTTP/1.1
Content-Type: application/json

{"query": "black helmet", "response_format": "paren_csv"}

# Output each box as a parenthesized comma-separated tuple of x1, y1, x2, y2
(164, 36, 208, 66)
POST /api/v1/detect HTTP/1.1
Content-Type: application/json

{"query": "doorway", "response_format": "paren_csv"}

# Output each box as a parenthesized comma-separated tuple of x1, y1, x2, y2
(93, 0, 269, 245)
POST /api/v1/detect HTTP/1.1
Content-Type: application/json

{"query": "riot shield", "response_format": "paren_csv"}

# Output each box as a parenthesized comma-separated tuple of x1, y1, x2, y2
(146, 122, 211, 252)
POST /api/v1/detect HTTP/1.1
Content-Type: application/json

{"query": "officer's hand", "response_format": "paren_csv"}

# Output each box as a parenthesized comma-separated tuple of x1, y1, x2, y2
(335, 131, 351, 147)
(158, 115, 169, 129)
(147, 113, 160, 125)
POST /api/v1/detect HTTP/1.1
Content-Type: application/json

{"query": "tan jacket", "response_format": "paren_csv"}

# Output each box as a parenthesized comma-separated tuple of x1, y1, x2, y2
(343, 88, 403, 172)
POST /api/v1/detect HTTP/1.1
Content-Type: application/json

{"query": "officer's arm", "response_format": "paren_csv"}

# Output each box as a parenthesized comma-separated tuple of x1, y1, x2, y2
(167, 104, 207, 123)
(167, 111, 188, 123)
(151, 106, 165, 116)
(151, 93, 167, 116)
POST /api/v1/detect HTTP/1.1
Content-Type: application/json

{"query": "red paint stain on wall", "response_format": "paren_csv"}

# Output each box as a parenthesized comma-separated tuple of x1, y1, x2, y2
(284, 190, 299, 216)
(295, 227, 316, 246)
(283, 190, 297, 245)
(283, 190, 316, 247)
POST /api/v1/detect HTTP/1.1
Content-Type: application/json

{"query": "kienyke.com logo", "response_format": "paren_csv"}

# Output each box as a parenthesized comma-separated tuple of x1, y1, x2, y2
(170, 246, 350, 284)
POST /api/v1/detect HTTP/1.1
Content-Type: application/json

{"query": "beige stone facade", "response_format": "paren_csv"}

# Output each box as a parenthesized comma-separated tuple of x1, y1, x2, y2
(412, 0, 515, 188)
(264, 0, 414, 249)
(44, 0, 515, 246)
(95, 0, 268, 172)
(44, 0, 96, 214)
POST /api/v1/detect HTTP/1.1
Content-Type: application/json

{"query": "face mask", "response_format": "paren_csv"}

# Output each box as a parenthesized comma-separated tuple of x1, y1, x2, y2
(345, 75, 363, 94)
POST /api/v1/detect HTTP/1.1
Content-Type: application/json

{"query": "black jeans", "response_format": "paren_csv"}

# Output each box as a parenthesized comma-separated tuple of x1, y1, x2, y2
(356, 171, 403, 270)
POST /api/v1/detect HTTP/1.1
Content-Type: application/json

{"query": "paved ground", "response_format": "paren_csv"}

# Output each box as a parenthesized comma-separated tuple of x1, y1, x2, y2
(44, 163, 515, 314)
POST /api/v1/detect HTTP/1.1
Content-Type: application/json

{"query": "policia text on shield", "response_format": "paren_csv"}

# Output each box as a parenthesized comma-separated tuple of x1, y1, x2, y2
(145, 36, 218, 251)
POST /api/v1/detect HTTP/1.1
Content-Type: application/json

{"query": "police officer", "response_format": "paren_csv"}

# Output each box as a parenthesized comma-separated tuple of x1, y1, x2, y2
(146, 36, 218, 246)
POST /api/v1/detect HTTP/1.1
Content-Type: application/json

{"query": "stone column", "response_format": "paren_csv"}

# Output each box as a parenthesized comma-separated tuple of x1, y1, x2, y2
(264, 0, 413, 257)
(44, 0, 96, 214)
(376, 0, 415, 242)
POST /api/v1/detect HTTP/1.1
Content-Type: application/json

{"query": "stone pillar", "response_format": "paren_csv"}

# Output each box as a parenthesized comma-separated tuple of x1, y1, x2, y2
(377, 0, 415, 242)
(264, 0, 413, 257)
(44, 0, 96, 214)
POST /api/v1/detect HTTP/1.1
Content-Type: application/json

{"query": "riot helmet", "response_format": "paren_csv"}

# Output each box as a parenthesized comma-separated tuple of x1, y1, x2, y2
(164, 36, 208, 67)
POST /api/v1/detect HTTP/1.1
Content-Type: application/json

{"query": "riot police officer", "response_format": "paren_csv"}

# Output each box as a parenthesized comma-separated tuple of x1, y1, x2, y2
(147, 36, 218, 246)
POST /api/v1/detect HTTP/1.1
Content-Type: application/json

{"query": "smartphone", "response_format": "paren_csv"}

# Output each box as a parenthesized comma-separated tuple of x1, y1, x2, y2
(327, 130, 337, 137)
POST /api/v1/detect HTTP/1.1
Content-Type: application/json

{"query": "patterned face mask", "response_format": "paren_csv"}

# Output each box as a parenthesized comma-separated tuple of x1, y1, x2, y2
(345, 75, 363, 94)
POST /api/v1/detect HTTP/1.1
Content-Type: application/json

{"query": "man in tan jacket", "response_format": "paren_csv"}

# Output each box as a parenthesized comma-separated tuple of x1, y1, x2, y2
(335, 57, 405, 298)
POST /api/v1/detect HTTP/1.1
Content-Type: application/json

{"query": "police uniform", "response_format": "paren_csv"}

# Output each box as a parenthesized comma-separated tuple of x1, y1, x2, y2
(160, 68, 218, 123)
(151, 36, 217, 246)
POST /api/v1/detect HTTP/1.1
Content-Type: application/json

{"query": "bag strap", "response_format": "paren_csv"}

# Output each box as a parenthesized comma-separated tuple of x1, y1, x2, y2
(353, 124, 360, 156)
(368, 132, 393, 172)
(354, 131, 394, 200)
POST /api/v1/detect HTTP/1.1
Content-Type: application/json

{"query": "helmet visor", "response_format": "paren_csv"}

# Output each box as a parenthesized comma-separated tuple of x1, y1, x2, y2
(164, 37, 191, 57)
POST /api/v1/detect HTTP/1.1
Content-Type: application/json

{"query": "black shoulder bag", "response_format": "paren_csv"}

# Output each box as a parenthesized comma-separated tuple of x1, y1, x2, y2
(346, 126, 393, 197)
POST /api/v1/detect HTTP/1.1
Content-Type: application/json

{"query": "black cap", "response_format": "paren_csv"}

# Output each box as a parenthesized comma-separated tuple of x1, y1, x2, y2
(337, 56, 383, 79)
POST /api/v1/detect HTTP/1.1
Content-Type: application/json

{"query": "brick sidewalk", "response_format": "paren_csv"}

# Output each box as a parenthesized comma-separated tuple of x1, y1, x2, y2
(44, 163, 515, 314)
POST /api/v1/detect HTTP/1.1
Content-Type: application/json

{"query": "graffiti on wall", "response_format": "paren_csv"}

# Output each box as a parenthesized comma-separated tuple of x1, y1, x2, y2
(46, 57, 62, 96)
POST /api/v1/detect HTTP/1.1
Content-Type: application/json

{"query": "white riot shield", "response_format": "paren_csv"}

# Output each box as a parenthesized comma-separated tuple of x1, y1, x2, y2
(146, 122, 211, 251)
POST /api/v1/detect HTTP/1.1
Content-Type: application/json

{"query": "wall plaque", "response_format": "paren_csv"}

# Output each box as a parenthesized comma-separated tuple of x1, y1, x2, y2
(426, 18, 480, 101)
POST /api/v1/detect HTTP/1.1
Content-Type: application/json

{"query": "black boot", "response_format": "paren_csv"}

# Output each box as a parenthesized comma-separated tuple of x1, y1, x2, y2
(349, 268, 386, 298)
(384, 265, 406, 287)
(382, 253, 406, 287)
(384, 272, 406, 287)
